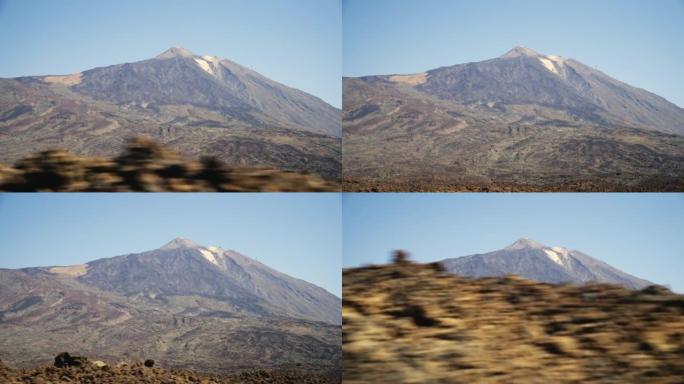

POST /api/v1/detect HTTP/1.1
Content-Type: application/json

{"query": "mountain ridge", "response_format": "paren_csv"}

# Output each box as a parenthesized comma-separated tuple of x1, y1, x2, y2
(440, 237, 653, 289)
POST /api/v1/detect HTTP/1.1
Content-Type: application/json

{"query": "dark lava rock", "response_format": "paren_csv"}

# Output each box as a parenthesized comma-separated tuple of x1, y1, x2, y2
(54, 352, 88, 368)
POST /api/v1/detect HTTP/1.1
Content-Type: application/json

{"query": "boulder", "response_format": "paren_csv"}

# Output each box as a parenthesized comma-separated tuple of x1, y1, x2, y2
(54, 352, 87, 368)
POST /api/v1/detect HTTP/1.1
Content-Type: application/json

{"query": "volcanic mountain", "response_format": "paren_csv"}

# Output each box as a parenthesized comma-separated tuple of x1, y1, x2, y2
(343, 46, 684, 191)
(440, 238, 652, 289)
(0, 47, 341, 180)
(0, 238, 341, 373)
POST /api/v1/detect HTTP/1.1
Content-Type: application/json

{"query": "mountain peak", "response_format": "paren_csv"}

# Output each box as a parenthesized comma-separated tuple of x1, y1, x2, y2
(156, 46, 196, 59)
(505, 237, 545, 250)
(160, 237, 200, 250)
(500, 46, 540, 58)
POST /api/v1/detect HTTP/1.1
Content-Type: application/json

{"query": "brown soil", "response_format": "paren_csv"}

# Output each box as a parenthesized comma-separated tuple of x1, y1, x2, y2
(343, 256, 684, 383)
(0, 137, 338, 191)
(0, 357, 340, 384)
(343, 177, 684, 192)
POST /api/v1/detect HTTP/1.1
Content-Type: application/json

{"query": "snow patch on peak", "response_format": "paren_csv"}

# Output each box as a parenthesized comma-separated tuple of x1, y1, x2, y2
(543, 249, 562, 265)
(538, 57, 559, 74)
(193, 58, 215, 76)
(207, 246, 221, 253)
(543, 247, 571, 267)
(538, 55, 565, 75)
(199, 248, 220, 266)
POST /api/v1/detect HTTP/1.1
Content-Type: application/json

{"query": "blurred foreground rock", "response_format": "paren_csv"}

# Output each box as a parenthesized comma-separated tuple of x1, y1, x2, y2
(0, 137, 338, 191)
(0, 354, 339, 384)
(343, 257, 684, 383)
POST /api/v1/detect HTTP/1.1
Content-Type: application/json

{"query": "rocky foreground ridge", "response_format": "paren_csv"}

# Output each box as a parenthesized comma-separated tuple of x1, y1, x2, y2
(343, 253, 684, 383)
(0, 353, 339, 384)
(0, 137, 337, 191)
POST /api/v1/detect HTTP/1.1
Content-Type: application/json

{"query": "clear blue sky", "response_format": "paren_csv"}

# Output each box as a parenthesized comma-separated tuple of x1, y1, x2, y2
(0, 193, 342, 297)
(343, 193, 684, 293)
(0, 0, 342, 108)
(343, 0, 684, 107)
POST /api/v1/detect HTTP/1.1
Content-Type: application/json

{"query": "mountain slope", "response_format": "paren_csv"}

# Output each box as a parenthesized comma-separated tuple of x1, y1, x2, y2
(343, 46, 684, 191)
(343, 258, 684, 383)
(78, 237, 341, 324)
(440, 238, 652, 289)
(73, 47, 340, 136)
(0, 238, 341, 373)
(420, 46, 684, 134)
(0, 47, 341, 180)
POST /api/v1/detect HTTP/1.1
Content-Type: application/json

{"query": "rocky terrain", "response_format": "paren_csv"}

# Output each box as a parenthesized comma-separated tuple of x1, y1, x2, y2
(343, 46, 684, 191)
(0, 137, 338, 191)
(0, 47, 341, 181)
(0, 238, 341, 374)
(441, 238, 652, 289)
(0, 354, 340, 384)
(343, 253, 684, 383)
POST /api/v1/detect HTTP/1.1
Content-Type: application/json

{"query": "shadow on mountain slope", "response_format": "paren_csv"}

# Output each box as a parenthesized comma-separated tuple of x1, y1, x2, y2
(0, 137, 337, 191)
(343, 252, 684, 383)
